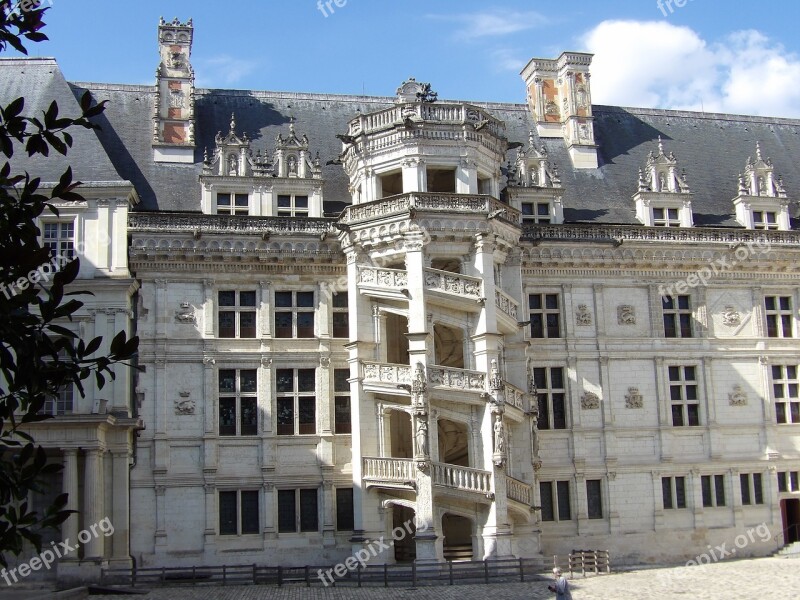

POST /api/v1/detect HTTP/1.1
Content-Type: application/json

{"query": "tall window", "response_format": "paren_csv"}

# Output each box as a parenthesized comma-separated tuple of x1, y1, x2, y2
(533, 367, 566, 430)
(277, 194, 309, 217)
(334, 368, 351, 434)
(740, 473, 764, 505)
(653, 207, 680, 227)
(586, 479, 603, 519)
(42, 221, 75, 270)
(765, 296, 793, 338)
(539, 480, 571, 521)
(276, 368, 316, 435)
(753, 211, 778, 230)
(275, 291, 315, 338)
(701, 474, 726, 507)
(777, 471, 799, 492)
(772, 365, 800, 424)
(278, 489, 318, 533)
(43, 385, 74, 416)
(332, 292, 349, 338)
(219, 490, 259, 535)
(521, 202, 551, 224)
(219, 369, 258, 436)
(662, 295, 692, 338)
(336, 488, 354, 531)
(669, 365, 699, 426)
(218, 291, 257, 338)
(662, 476, 687, 509)
(217, 193, 249, 215)
(528, 293, 561, 339)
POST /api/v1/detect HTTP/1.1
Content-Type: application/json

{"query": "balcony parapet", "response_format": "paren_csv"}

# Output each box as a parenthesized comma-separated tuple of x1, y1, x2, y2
(340, 193, 520, 226)
(503, 382, 526, 412)
(431, 462, 492, 497)
(362, 361, 412, 386)
(429, 365, 486, 393)
(363, 457, 415, 487)
(358, 266, 408, 289)
(495, 288, 519, 320)
(506, 475, 533, 506)
(424, 268, 482, 299)
(129, 212, 334, 235)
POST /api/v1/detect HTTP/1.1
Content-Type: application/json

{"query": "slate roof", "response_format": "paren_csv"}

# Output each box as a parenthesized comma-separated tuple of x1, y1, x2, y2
(0, 58, 124, 185)
(6, 57, 800, 227)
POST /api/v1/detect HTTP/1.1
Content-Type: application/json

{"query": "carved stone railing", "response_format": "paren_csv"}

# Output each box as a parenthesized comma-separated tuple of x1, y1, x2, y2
(523, 223, 800, 247)
(348, 102, 505, 140)
(503, 382, 526, 411)
(363, 457, 415, 485)
(358, 266, 408, 288)
(423, 268, 482, 299)
(340, 193, 520, 226)
(432, 462, 492, 496)
(495, 289, 519, 320)
(506, 475, 533, 505)
(129, 212, 334, 235)
(362, 361, 412, 385)
(428, 366, 485, 393)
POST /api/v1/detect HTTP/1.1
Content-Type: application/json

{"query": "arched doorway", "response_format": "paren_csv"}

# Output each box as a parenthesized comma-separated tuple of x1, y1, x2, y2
(393, 505, 416, 562)
(442, 514, 473, 561)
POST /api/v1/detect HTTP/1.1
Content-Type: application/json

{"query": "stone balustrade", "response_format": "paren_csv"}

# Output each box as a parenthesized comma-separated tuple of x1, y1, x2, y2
(362, 457, 415, 484)
(428, 365, 486, 393)
(358, 266, 408, 288)
(431, 462, 492, 496)
(506, 475, 533, 505)
(503, 382, 526, 411)
(495, 288, 519, 320)
(423, 267, 483, 299)
(362, 361, 412, 385)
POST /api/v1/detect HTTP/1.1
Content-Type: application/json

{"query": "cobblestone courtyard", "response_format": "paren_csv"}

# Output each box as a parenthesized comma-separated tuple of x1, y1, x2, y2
(78, 556, 797, 599)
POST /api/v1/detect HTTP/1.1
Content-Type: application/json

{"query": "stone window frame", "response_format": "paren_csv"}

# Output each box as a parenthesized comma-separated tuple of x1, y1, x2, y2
(218, 489, 260, 536)
(218, 368, 258, 437)
(275, 367, 317, 436)
(771, 364, 800, 424)
(667, 364, 701, 427)
(661, 475, 687, 510)
(217, 289, 257, 339)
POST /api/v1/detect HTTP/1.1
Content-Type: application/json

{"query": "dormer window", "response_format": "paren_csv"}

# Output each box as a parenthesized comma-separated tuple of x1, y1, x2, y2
(217, 193, 249, 216)
(733, 143, 791, 231)
(508, 134, 565, 225)
(521, 201, 552, 224)
(633, 137, 693, 228)
(277, 194, 309, 217)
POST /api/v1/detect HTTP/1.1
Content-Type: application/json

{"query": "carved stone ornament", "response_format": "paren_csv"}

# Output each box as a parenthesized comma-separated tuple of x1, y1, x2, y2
(617, 305, 636, 325)
(489, 358, 503, 391)
(580, 391, 600, 410)
(175, 302, 196, 324)
(722, 306, 741, 328)
(625, 387, 644, 409)
(575, 304, 592, 326)
(728, 384, 748, 406)
(174, 392, 195, 415)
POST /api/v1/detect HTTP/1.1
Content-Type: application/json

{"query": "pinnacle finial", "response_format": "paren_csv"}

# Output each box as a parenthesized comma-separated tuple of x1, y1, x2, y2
(230, 113, 236, 133)
(657, 135, 664, 155)
(755, 141, 762, 161)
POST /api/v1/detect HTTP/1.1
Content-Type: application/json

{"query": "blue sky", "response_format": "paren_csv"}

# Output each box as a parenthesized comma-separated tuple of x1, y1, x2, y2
(18, 0, 800, 117)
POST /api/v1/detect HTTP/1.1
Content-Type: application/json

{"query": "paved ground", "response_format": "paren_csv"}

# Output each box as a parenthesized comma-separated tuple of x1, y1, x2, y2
(2, 556, 797, 599)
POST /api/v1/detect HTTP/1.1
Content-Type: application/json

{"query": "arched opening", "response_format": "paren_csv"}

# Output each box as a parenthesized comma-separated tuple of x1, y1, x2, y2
(442, 514, 473, 561)
(437, 418, 469, 466)
(433, 323, 464, 369)
(385, 313, 409, 365)
(393, 505, 417, 563)
(431, 258, 461, 273)
(390, 410, 413, 459)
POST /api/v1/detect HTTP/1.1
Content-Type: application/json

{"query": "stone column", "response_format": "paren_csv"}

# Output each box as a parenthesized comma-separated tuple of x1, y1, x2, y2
(62, 450, 79, 554)
(82, 449, 105, 560)
(109, 450, 132, 566)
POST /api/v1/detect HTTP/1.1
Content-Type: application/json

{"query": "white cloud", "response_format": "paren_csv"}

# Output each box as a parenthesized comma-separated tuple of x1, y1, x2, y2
(427, 9, 547, 40)
(195, 55, 259, 87)
(490, 48, 527, 72)
(581, 20, 800, 118)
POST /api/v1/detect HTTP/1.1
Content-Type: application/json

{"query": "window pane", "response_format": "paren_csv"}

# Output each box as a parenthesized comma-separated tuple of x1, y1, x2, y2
(664, 314, 677, 338)
(675, 477, 686, 508)
(241, 491, 259, 534)
(239, 291, 257, 307)
(334, 369, 350, 392)
(219, 491, 238, 535)
(240, 397, 258, 436)
(552, 393, 566, 429)
(780, 296, 791, 311)
(239, 311, 256, 338)
(540, 482, 554, 521)
(556, 481, 571, 520)
(753, 474, 763, 504)
(529, 295, 542, 310)
(297, 369, 315, 393)
(274, 312, 292, 338)
(687, 404, 700, 426)
(546, 314, 560, 338)
(299, 397, 316, 435)
(550, 368, 564, 389)
(218, 312, 235, 338)
(714, 475, 726, 506)
(297, 312, 314, 337)
(587, 480, 602, 519)
(668, 366, 680, 381)
(530, 314, 543, 338)
(240, 370, 258, 393)
(701, 476, 712, 507)
(332, 292, 349, 308)
(235, 194, 249, 207)
(219, 370, 236, 393)
(297, 292, 314, 307)
(533, 368, 547, 390)
(335, 397, 351, 434)
(275, 292, 293, 307)
(295, 196, 309, 209)
(765, 297, 776, 311)
(336, 488, 354, 531)
(778, 473, 787, 492)
(278, 490, 296, 533)
(662, 478, 673, 509)
(219, 291, 236, 306)
(219, 398, 236, 436)
(276, 369, 294, 393)
(277, 195, 291, 208)
(671, 404, 684, 427)
(299, 489, 318, 532)
(740, 474, 751, 505)
(333, 313, 349, 338)
(545, 294, 559, 310)
(217, 193, 231, 207)
(776, 403, 787, 424)
(277, 398, 294, 435)
(537, 395, 549, 430)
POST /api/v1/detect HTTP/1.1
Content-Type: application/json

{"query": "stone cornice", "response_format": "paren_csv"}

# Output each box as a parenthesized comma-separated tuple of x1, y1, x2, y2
(129, 212, 334, 235)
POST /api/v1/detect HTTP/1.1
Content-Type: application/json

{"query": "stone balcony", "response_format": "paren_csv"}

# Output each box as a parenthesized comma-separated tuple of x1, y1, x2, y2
(363, 457, 416, 491)
(495, 288, 520, 332)
(423, 267, 483, 311)
(340, 192, 521, 227)
(505, 475, 533, 506)
(428, 365, 486, 395)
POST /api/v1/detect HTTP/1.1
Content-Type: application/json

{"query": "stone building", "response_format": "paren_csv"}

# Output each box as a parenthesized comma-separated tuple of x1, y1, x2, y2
(3, 16, 800, 580)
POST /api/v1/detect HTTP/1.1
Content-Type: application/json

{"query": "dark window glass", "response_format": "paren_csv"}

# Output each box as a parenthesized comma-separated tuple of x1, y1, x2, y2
(297, 292, 314, 307)
(662, 478, 673, 509)
(219, 311, 235, 338)
(219, 291, 236, 306)
(219, 370, 236, 393)
(333, 313, 349, 338)
(778, 472, 787, 492)
(537, 394, 549, 430)
(240, 397, 258, 436)
(276, 369, 294, 393)
(240, 291, 256, 306)
(274, 312, 292, 338)
(335, 397, 351, 434)
(551, 368, 564, 389)
(278, 490, 296, 533)
(299, 397, 316, 435)
(275, 292, 293, 307)
(240, 370, 257, 393)
(240, 312, 256, 338)
(277, 398, 294, 435)
(701, 475, 713, 507)
(587, 480, 602, 519)
(741, 474, 751, 505)
(336, 488, 354, 531)
(556, 481, 571, 521)
(219, 491, 237, 535)
(675, 477, 686, 508)
(297, 312, 314, 338)
(295, 196, 309, 209)
(334, 369, 350, 391)
(297, 369, 315, 392)
(299, 489, 318, 532)
(715, 475, 726, 506)
(753, 474, 763, 504)
(332, 293, 349, 308)
(219, 398, 236, 436)
(241, 491, 259, 534)
(540, 482, 554, 521)
(552, 393, 566, 429)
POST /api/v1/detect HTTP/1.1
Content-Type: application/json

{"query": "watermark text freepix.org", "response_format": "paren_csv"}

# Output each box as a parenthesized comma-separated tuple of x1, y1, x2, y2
(657, 0, 695, 17)
(317, 0, 346, 18)
(0, 252, 72, 300)
(1, 0, 54, 17)
(1, 517, 114, 585)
